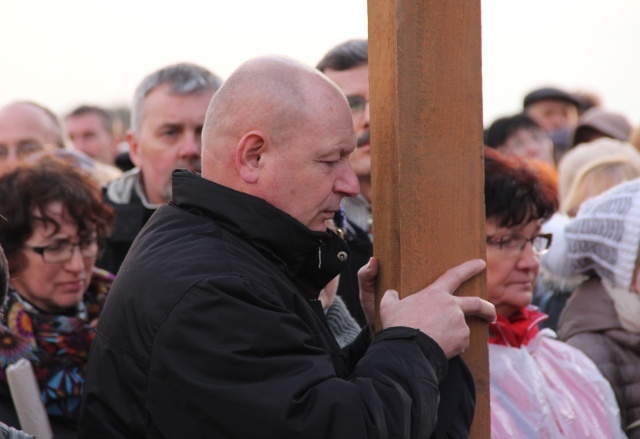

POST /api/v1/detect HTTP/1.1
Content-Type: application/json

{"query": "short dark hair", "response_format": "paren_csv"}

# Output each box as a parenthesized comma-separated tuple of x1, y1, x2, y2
(484, 114, 543, 148)
(66, 105, 115, 134)
(484, 147, 557, 228)
(316, 39, 368, 72)
(0, 155, 114, 275)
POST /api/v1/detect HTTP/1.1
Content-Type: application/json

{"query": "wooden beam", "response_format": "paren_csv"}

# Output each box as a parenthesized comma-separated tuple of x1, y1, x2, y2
(367, 0, 488, 437)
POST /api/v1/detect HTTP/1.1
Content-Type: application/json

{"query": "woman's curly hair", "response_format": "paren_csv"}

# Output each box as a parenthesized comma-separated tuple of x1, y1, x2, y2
(0, 155, 114, 275)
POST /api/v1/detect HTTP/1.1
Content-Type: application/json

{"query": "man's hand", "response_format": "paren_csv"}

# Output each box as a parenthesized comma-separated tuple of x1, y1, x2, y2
(358, 257, 378, 332)
(378, 259, 495, 359)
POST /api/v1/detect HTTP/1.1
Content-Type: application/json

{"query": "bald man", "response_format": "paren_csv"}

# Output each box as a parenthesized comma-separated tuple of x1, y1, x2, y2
(79, 56, 495, 438)
(0, 101, 64, 175)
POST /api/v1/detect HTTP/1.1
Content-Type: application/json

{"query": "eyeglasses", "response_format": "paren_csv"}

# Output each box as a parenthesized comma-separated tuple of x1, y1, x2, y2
(23, 238, 101, 264)
(0, 142, 45, 161)
(346, 95, 369, 113)
(486, 233, 552, 257)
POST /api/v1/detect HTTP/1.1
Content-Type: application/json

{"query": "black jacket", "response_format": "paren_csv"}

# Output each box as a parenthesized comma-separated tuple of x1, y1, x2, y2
(79, 170, 450, 439)
(336, 219, 372, 326)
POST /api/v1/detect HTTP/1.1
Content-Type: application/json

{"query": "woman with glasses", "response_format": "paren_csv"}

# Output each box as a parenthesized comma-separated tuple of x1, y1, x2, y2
(0, 155, 114, 437)
(484, 147, 624, 438)
(484, 147, 556, 338)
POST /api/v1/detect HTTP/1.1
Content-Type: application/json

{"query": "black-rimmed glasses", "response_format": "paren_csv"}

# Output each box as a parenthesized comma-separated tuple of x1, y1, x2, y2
(24, 238, 101, 264)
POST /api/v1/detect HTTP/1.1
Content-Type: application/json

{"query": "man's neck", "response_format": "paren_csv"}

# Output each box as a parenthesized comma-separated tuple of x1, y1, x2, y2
(136, 172, 164, 208)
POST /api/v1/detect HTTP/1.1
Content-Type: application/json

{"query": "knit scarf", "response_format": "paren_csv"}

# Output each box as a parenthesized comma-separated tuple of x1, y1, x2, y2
(0, 267, 112, 422)
(602, 278, 640, 334)
(488, 307, 548, 348)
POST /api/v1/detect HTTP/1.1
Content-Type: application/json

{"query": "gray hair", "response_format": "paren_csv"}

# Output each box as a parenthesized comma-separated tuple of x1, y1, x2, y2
(131, 63, 223, 133)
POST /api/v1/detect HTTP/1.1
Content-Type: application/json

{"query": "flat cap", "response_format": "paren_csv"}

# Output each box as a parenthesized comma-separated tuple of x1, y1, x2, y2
(523, 87, 581, 108)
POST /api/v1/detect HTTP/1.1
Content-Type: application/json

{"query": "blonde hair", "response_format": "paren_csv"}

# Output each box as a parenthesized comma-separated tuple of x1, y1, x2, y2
(558, 138, 640, 203)
(562, 155, 640, 217)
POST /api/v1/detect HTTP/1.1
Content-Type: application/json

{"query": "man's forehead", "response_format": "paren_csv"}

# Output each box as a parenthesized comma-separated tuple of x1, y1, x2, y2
(140, 87, 212, 123)
(67, 112, 101, 123)
(66, 113, 105, 130)
(323, 65, 369, 95)
(0, 103, 47, 125)
(0, 106, 52, 143)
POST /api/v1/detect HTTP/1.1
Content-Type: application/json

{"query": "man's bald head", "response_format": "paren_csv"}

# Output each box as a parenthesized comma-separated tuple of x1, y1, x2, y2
(201, 56, 350, 185)
(200, 55, 359, 231)
(0, 101, 64, 173)
(0, 101, 63, 147)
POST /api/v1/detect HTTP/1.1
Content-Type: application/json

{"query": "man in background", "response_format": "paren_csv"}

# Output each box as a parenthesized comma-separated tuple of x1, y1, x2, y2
(317, 39, 372, 326)
(318, 40, 484, 437)
(65, 105, 122, 167)
(97, 63, 222, 274)
(0, 101, 64, 175)
(523, 86, 582, 162)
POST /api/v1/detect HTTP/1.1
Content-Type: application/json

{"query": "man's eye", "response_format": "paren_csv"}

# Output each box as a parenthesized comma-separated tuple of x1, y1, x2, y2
(18, 142, 43, 155)
(347, 96, 367, 111)
(320, 158, 340, 167)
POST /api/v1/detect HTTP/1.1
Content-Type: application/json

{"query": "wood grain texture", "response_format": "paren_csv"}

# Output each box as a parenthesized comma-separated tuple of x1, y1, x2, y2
(367, 0, 489, 437)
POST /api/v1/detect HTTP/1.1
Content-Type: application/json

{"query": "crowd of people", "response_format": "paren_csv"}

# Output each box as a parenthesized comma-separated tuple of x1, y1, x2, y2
(0, 38, 638, 438)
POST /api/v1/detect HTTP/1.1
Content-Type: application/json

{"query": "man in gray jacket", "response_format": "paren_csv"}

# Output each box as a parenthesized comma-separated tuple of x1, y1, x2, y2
(98, 63, 222, 274)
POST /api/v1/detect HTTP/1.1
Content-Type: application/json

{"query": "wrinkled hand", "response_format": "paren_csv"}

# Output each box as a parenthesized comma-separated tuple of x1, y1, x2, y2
(379, 259, 496, 359)
(358, 257, 379, 331)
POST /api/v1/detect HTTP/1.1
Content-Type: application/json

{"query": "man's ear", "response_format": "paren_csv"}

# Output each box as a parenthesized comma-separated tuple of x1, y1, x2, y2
(236, 131, 267, 184)
(126, 130, 142, 168)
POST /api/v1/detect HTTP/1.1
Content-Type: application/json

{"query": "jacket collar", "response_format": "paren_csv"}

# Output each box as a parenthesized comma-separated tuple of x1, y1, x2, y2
(489, 306, 547, 348)
(170, 170, 351, 299)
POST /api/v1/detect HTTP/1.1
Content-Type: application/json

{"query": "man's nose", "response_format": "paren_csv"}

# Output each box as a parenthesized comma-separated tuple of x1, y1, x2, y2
(3, 148, 20, 168)
(359, 101, 371, 130)
(335, 165, 360, 197)
(179, 132, 201, 157)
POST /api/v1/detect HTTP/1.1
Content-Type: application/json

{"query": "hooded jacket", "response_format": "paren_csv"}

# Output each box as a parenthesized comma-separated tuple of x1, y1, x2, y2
(78, 170, 451, 439)
(97, 167, 158, 275)
(558, 278, 640, 438)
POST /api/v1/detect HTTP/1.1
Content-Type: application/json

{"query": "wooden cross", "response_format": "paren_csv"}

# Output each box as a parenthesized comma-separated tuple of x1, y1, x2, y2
(368, 0, 489, 437)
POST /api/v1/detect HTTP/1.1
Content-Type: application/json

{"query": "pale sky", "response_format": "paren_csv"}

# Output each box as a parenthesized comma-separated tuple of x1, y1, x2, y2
(1, 0, 639, 128)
